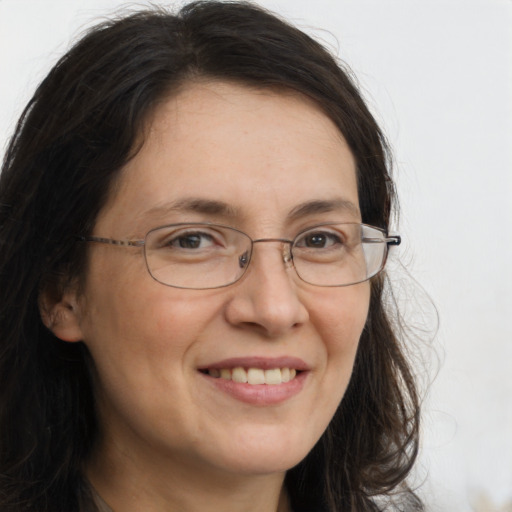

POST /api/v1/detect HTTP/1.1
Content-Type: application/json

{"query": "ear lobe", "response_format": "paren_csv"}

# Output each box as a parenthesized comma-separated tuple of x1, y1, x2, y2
(39, 289, 84, 343)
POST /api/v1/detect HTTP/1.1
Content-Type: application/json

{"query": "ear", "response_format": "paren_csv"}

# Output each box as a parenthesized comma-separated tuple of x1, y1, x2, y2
(39, 286, 84, 343)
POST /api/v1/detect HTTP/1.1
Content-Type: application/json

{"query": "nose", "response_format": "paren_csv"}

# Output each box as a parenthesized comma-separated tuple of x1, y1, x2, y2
(224, 241, 309, 338)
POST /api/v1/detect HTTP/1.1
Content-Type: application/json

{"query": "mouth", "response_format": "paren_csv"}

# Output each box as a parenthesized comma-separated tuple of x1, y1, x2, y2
(199, 367, 299, 385)
(197, 356, 309, 405)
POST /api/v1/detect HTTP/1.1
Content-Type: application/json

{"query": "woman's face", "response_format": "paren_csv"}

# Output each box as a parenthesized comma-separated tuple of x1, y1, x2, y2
(69, 82, 370, 479)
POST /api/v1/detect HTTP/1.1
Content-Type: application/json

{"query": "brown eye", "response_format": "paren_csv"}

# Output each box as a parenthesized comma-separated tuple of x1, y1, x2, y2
(166, 231, 216, 250)
(296, 231, 342, 249)
(177, 234, 206, 248)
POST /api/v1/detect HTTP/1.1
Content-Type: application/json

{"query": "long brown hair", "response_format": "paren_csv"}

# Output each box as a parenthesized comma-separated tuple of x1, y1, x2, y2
(0, 2, 422, 510)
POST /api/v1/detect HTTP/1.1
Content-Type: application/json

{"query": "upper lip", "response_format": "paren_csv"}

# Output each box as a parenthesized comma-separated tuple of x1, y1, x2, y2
(198, 356, 310, 371)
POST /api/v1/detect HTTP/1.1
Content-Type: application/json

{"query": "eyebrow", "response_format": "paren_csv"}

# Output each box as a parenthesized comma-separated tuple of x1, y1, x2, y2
(143, 198, 241, 219)
(141, 197, 360, 223)
(287, 198, 361, 220)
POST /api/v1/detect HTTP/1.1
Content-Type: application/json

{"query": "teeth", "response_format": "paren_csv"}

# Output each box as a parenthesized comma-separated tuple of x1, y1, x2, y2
(247, 368, 265, 385)
(209, 368, 221, 378)
(232, 367, 248, 383)
(264, 368, 282, 385)
(207, 367, 298, 385)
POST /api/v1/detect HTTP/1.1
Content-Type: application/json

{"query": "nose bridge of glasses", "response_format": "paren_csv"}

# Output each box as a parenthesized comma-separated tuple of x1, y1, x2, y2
(251, 238, 294, 264)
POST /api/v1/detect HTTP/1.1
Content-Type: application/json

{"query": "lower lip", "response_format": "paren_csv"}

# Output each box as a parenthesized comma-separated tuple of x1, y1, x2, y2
(200, 371, 308, 406)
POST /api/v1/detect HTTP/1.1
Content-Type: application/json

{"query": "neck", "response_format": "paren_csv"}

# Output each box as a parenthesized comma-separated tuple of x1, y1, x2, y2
(86, 437, 290, 512)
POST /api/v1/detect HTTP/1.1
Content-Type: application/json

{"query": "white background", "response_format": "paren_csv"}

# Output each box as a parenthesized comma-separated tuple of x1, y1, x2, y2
(0, 1, 511, 510)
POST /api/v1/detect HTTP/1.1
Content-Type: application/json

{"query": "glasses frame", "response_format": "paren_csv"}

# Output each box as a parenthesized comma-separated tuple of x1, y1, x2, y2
(77, 222, 401, 289)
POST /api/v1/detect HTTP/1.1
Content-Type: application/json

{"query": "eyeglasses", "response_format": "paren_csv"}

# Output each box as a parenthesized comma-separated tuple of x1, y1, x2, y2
(79, 222, 400, 289)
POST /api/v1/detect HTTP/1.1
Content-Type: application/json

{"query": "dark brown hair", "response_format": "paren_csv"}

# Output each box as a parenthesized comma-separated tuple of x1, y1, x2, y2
(0, 2, 422, 510)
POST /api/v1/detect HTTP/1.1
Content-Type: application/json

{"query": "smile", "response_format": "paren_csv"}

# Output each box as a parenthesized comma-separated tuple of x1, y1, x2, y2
(204, 367, 298, 385)
(198, 357, 309, 405)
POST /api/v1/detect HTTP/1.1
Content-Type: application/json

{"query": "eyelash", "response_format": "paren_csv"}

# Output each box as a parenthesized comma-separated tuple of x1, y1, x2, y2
(295, 231, 345, 249)
(162, 230, 223, 250)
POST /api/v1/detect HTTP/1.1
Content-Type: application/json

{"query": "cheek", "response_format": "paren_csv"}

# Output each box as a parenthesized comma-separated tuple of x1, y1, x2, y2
(79, 255, 226, 378)
(307, 283, 370, 404)
(78, 267, 227, 430)
(292, 284, 370, 447)
(309, 282, 370, 353)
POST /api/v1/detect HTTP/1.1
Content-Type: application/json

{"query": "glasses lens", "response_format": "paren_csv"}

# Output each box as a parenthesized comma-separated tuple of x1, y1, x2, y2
(292, 223, 387, 286)
(144, 224, 252, 289)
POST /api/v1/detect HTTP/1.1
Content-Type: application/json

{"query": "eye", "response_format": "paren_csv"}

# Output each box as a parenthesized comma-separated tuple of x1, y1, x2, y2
(295, 230, 343, 249)
(174, 232, 212, 249)
(166, 230, 217, 250)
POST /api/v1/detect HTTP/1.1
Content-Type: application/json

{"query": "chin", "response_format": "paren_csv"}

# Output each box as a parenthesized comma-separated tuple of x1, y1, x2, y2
(207, 424, 321, 476)
(217, 452, 305, 477)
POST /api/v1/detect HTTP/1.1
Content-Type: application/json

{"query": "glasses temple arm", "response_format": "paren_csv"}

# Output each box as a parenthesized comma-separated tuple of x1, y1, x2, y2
(362, 235, 401, 246)
(76, 235, 144, 247)
(386, 235, 401, 246)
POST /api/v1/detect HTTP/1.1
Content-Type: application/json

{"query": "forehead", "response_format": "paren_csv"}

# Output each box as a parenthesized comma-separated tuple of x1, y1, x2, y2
(96, 81, 359, 234)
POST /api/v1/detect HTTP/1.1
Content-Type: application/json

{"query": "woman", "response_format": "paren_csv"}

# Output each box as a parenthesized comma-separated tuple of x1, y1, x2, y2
(0, 1, 422, 511)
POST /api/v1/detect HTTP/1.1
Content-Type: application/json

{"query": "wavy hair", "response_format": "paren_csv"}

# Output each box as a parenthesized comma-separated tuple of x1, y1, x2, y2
(0, 2, 422, 510)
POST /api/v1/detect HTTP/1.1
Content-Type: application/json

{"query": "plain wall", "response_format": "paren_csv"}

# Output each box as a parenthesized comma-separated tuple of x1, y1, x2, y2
(1, 0, 511, 509)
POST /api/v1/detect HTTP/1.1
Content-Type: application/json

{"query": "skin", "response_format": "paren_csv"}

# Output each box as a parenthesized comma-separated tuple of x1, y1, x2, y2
(46, 81, 370, 512)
